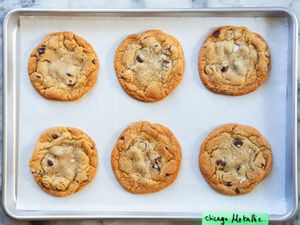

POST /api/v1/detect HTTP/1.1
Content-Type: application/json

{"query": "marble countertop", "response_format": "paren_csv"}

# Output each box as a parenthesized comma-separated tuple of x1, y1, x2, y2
(0, 0, 300, 224)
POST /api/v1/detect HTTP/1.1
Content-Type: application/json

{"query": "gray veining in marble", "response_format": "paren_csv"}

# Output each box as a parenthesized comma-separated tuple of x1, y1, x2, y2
(0, 0, 299, 224)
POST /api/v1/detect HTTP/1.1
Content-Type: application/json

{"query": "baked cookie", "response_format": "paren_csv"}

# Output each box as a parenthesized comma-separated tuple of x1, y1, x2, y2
(199, 124, 272, 195)
(114, 30, 185, 102)
(28, 32, 99, 101)
(198, 26, 270, 95)
(29, 127, 98, 197)
(111, 121, 181, 194)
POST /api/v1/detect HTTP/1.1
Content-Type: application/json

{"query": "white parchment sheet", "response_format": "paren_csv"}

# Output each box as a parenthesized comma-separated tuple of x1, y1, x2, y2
(17, 16, 288, 215)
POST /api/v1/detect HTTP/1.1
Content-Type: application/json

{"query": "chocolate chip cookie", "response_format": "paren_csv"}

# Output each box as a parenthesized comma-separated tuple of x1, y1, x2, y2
(29, 127, 98, 197)
(114, 30, 185, 102)
(27, 32, 99, 101)
(111, 121, 182, 194)
(199, 124, 272, 195)
(198, 26, 270, 95)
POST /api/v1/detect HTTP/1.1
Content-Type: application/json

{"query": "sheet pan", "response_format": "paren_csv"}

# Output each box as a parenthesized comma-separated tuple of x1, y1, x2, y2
(2, 8, 298, 220)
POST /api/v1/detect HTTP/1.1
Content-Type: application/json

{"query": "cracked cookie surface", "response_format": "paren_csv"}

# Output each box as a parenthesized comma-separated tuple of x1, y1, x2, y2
(28, 32, 99, 101)
(114, 30, 185, 102)
(198, 26, 270, 95)
(111, 121, 181, 194)
(30, 127, 98, 197)
(199, 123, 272, 195)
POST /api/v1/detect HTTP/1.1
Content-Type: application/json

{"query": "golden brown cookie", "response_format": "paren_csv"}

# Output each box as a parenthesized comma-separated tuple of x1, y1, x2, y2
(114, 30, 185, 102)
(111, 121, 182, 194)
(27, 32, 99, 101)
(199, 123, 272, 195)
(198, 26, 271, 95)
(29, 127, 98, 197)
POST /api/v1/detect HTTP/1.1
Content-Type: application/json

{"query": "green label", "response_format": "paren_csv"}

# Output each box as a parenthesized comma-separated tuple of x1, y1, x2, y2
(202, 211, 268, 225)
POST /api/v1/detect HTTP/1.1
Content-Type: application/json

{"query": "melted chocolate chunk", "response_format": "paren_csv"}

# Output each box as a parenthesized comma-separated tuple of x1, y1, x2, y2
(162, 60, 170, 70)
(152, 44, 160, 52)
(136, 55, 144, 63)
(216, 159, 226, 167)
(213, 30, 221, 38)
(154, 156, 162, 163)
(47, 159, 54, 167)
(68, 80, 75, 86)
(166, 46, 172, 52)
(52, 134, 59, 139)
(233, 139, 243, 148)
(38, 47, 46, 55)
(221, 66, 228, 72)
(152, 163, 161, 172)
(225, 181, 232, 187)
(41, 181, 48, 188)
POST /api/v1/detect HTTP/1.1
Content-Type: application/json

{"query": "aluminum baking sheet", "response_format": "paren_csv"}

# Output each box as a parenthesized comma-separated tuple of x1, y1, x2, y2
(2, 9, 298, 220)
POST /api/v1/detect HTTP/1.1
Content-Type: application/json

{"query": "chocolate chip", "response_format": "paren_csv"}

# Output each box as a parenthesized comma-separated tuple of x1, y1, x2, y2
(164, 46, 172, 55)
(216, 159, 226, 167)
(162, 60, 170, 70)
(154, 156, 162, 163)
(36, 74, 42, 79)
(225, 181, 232, 187)
(152, 156, 162, 171)
(47, 160, 54, 167)
(38, 47, 46, 55)
(235, 188, 240, 194)
(41, 181, 49, 188)
(236, 164, 241, 171)
(213, 30, 221, 38)
(166, 173, 171, 176)
(92, 59, 96, 64)
(233, 139, 243, 148)
(260, 163, 265, 168)
(136, 55, 144, 63)
(152, 163, 161, 171)
(52, 134, 58, 139)
(221, 66, 228, 72)
(66, 73, 72, 77)
(120, 136, 125, 141)
(152, 44, 161, 53)
(68, 80, 75, 86)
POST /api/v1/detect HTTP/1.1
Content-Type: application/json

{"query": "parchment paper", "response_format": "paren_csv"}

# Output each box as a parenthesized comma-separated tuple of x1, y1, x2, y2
(16, 15, 288, 216)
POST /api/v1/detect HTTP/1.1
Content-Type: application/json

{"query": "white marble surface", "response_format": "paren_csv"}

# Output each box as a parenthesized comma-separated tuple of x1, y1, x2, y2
(0, 0, 299, 224)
